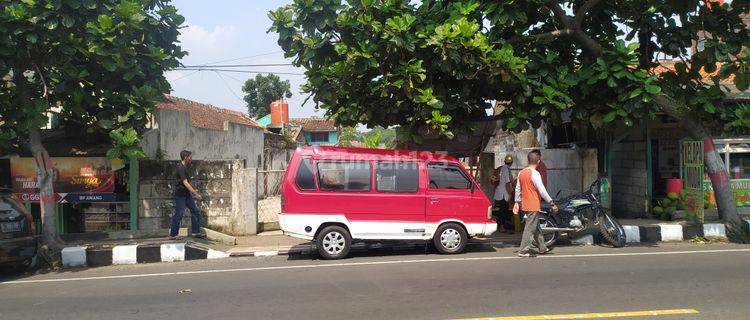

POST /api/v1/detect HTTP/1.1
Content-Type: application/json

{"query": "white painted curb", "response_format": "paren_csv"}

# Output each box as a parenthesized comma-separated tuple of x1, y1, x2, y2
(702, 223, 727, 238)
(659, 224, 683, 241)
(207, 249, 231, 259)
(61, 246, 87, 268)
(253, 250, 279, 257)
(160, 243, 185, 262)
(623, 226, 640, 243)
(112, 245, 138, 265)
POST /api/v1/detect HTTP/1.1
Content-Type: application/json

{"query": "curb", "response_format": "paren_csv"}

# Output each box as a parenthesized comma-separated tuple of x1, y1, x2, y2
(62, 242, 231, 268)
(621, 220, 750, 243)
(61, 220, 750, 268)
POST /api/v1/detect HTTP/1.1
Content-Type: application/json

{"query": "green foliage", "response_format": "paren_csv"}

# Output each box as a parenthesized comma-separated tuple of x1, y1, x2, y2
(242, 73, 293, 119)
(0, 0, 185, 158)
(269, 0, 527, 138)
(362, 131, 382, 148)
(337, 126, 397, 149)
(269, 0, 750, 139)
(106, 128, 145, 160)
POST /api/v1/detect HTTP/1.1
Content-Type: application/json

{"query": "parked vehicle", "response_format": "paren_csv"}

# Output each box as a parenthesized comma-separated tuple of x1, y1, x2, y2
(0, 189, 37, 271)
(538, 180, 626, 248)
(280, 146, 496, 259)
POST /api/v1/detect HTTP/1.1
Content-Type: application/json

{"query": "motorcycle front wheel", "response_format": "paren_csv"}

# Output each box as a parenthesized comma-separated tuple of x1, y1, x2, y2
(598, 211, 626, 247)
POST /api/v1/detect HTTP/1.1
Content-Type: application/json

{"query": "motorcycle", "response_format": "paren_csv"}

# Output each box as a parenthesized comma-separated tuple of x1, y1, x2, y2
(537, 179, 627, 248)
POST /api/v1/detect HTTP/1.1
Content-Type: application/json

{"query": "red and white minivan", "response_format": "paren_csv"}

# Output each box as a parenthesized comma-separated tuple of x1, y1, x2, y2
(279, 146, 496, 259)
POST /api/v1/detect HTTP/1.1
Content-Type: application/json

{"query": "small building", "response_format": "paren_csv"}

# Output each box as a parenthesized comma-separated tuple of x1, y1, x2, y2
(290, 117, 339, 146)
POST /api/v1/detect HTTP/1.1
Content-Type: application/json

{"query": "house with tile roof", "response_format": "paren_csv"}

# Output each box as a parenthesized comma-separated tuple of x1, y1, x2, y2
(289, 117, 339, 146)
(141, 95, 264, 166)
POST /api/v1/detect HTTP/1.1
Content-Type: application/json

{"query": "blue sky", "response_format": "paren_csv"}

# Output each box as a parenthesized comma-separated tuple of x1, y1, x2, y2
(166, 0, 319, 118)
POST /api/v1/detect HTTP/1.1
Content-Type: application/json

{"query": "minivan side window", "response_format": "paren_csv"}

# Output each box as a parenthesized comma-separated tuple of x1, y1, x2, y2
(295, 158, 316, 190)
(375, 162, 419, 193)
(427, 163, 471, 189)
(317, 161, 371, 191)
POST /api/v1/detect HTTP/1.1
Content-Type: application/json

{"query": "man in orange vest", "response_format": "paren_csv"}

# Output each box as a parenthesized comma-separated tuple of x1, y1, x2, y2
(513, 149, 558, 257)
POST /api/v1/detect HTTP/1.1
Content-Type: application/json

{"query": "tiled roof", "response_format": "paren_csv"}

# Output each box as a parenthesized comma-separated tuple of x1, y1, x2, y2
(290, 117, 337, 132)
(157, 95, 259, 130)
(652, 61, 749, 100)
(651, 60, 735, 84)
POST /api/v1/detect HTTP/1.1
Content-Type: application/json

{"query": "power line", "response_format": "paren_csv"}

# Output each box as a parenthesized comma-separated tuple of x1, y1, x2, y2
(176, 68, 306, 76)
(213, 71, 245, 103)
(177, 63, 293, 68)
(219, 71, 248, 84)
(168, 69, 202, 82)
(193, 50, 285, 67)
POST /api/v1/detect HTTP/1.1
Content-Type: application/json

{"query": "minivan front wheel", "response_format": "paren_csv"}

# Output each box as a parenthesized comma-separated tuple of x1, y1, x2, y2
(316, 226, 352, 260)
(433, 223, 468, 254)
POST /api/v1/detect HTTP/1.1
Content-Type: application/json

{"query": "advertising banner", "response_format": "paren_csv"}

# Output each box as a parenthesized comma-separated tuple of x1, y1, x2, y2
(704, 179, 750, 208)
(10, 157, 124, 203)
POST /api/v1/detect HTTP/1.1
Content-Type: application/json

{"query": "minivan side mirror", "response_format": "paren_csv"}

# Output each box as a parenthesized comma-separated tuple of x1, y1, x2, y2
(470, 183, 476, 194)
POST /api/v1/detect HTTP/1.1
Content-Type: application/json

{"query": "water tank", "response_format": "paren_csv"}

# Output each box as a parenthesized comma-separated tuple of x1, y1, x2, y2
(270, 100, 289, 127)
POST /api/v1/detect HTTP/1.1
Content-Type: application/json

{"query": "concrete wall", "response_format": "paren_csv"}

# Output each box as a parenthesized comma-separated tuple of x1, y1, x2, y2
(260, 133, 293, 199)
(501, 148, 598, 200)
(137, 159, 258, 235)
(610, 141, 648, 218)
(142, 108, 264, 166)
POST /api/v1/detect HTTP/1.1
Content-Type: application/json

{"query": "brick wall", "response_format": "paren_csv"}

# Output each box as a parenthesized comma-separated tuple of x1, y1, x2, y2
(611, 142, 648, 218)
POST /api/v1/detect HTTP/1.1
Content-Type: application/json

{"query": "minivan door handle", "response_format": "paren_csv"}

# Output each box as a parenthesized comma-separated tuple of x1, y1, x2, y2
(429, 197, 439, 203)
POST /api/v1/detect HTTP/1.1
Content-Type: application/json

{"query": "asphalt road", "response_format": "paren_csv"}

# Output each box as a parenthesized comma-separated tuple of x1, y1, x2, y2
(1, 243, 749, 320)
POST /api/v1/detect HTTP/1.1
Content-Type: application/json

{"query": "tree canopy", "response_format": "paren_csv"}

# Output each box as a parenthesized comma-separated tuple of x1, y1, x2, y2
(271, 0, 750, 241)
(1, 0, 185, 157)
(0, 0, 185, 246)
(242, 73, 293, 119)
(269, 0, 750, 139)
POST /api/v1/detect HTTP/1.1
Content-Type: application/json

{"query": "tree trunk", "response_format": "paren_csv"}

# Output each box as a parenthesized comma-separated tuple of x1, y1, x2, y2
(29, 129, 63, 248)
(655, 96, 748, 242)
(689, 134, 746, 242)
(12, 63, 62, 249)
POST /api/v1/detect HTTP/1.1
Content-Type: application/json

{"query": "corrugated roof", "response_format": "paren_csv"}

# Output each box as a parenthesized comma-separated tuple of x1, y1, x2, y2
(157, 95, 259, 130)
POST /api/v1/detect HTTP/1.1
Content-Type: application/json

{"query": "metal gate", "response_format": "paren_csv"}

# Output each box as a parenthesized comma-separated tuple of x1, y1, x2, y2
(682, 140, 705, 222)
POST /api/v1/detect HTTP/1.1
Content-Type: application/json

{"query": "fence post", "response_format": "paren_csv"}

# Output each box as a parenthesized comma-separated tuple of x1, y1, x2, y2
(129, 157, 138, 232)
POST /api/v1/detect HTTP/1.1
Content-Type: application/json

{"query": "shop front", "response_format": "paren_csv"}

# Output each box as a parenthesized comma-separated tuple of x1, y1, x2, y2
(703, 138, 750, 208)
(7, 157, 135, 236)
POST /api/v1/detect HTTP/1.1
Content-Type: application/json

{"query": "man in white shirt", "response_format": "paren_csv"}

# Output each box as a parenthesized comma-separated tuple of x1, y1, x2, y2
(491, 154, 514, 233)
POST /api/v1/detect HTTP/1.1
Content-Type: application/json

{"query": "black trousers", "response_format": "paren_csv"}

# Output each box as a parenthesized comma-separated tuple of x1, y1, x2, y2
(493, 199, 512, 229)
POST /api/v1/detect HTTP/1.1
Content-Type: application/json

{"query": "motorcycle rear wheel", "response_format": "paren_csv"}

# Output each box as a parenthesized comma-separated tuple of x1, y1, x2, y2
(598, 212, 626, 247)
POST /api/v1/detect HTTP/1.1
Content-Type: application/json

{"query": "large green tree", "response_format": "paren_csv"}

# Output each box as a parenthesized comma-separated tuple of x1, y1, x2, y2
(270, 0, 750, 241)
(1, 0, 185, 247)
(242, 73, 293, 118)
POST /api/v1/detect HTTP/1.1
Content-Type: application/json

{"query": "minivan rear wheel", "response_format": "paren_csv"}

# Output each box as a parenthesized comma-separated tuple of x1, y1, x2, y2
(433, 223, 468, 254)
(316, 225, 352, 260)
